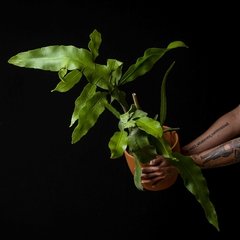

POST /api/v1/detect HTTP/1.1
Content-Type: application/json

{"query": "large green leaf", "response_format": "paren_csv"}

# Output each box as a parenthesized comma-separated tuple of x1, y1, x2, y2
(119, 41, 187, 85)
(120, 48, 166, 85)
(71, 92, 108, 143)
(8, 45, 93, 71)
(172, 152, 219, 231)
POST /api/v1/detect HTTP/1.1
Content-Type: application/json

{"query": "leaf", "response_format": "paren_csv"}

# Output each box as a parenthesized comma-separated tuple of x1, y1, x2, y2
(119, 104, 137, 123)
(70, 83, 97, 127)
(8, 45, 93, 71)
(133, 156, 144, 191)
(110, 88, 129, 112)
(167, 41, 188, 49)
(127, 128, 157, 163)
(83, 63, 111, 90)
(51, 69, 82, 92)
(108, 131, 128, 158)
(136, 116, 163, 139)
(106, 59, 123, 86)
(88, 29, 102, 60)
(58, 68, 68, 79)
(131, 109, 148, 120)
(152, 136, 175, 159)
(159, 61, 175, 125)
(119, 41, 187, 85)
(71, 92, 108, 144)
(172, 152, 219, 231)
(120, 48, 166, 85)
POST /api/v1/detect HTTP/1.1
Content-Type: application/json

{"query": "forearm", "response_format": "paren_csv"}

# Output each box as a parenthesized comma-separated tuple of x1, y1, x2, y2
(182, 105, 240, 155)
(191, 137, 240, 168)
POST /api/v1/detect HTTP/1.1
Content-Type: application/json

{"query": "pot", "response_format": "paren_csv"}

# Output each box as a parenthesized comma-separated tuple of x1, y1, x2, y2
(124, 129, 180, 191)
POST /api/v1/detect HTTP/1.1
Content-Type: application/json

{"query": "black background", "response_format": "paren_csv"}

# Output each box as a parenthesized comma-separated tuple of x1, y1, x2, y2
(1, 1, 239, 239)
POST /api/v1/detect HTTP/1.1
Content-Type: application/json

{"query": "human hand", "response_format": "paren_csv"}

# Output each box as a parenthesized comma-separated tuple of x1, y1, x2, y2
(141, 155, 179, 189)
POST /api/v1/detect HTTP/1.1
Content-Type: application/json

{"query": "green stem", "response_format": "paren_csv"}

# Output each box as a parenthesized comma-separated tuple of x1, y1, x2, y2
(104, 102, 121, 119)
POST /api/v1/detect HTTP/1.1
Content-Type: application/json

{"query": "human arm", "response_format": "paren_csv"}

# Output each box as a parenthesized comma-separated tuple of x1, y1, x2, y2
(182, 104, 240, 168)
(182, 104, 240, 155)
(141, 105, 240, 186)
(190, 137, 240, 168)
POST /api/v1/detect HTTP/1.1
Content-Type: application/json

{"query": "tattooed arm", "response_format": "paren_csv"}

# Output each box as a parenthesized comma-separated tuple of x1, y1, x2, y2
(182, 105, 240, 155)
(191, 137, 240, 168)
(141, 105, 240, 186)
(181, 104, 240, 168)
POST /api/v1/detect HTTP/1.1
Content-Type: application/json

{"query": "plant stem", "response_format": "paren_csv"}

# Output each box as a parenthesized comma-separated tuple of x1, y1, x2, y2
(132, 93, 140, 109)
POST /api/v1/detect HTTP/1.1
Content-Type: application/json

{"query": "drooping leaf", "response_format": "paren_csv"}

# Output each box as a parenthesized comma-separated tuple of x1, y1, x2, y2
(71, 92, 108, 144)
(133, 156, 144, 191)
(108, 130, 128, 158)
(172, 152, 219, 231)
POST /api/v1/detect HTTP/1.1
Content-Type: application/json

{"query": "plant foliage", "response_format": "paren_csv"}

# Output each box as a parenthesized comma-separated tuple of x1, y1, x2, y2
(8, 29, 219, 231)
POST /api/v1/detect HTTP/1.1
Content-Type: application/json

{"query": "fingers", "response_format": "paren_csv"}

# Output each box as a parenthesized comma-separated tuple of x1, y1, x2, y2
(140, 155, 177, 187)
(149, 155, 170, 167)
(141, 166, 174, 180)
(141, 168, 166, 179)
(141, 155, 170, 174)
(142, 175, 166, 186)
(141, 166, 177, 187)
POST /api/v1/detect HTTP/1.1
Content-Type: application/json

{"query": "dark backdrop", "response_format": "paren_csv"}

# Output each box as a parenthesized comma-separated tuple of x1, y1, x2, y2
(1, 1, 239, 239)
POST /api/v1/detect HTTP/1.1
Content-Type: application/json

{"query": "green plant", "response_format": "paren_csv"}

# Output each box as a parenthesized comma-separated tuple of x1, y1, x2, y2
(8, 29, 219, 231)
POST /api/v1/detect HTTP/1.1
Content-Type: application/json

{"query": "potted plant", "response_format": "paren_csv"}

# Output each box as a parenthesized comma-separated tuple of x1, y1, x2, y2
(7, 29, 219, 231)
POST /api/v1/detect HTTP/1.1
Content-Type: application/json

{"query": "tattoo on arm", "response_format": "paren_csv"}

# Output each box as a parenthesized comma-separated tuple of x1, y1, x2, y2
(200, 137, 240, 168)
(186, 122, 230, 152)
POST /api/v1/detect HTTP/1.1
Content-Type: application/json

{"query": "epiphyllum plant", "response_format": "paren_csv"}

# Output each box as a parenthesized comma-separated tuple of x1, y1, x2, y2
(8, 29, 219, 230)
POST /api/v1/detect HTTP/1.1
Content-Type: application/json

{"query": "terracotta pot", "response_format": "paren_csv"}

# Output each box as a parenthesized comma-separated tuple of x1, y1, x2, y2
(124, 129, 180, 191)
